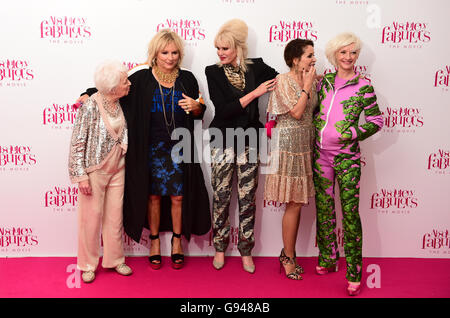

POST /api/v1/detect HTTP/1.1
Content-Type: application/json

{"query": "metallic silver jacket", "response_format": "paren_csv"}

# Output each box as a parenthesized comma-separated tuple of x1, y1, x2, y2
(68, 96, 128, 183)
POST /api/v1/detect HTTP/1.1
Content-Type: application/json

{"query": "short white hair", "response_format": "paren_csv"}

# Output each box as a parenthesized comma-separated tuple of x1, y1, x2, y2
(94, 60, 128, 94)
(325, 32, 362, 67)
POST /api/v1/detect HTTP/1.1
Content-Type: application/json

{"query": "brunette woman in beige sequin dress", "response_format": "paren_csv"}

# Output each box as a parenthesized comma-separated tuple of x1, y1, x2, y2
(264, 39, 318, 280)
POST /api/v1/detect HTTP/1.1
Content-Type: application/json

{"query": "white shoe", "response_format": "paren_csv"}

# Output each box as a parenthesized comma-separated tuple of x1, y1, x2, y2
(115, 263, 133, 276)
(82, 271, 95, 283)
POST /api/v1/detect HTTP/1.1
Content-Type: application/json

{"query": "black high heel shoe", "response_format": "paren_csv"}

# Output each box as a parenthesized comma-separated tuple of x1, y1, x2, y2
(171, 232, 184, 269)
(148, 233, 161, 270)
(279, 248, 302, 280)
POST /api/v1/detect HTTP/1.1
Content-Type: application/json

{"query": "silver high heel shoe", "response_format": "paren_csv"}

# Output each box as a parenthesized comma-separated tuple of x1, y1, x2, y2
(213, 259, 224, 270)
(242, 256, 255, 274)
(212, 252, 225, 270)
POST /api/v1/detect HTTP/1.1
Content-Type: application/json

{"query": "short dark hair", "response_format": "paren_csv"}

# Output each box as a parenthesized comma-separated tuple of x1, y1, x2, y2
(284, 38, 314, 68)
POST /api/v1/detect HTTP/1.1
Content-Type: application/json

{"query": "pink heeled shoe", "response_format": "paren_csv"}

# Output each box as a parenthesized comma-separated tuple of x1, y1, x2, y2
(315, 264, 339, 275)
(347, 282, 361, 296)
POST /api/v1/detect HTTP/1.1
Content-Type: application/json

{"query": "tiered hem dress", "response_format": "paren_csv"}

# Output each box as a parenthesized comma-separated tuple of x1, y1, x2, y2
(264, 73, 317, 204)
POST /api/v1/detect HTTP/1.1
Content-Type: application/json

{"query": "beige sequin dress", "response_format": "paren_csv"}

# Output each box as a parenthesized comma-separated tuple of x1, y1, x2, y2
(264, 73, 317, 204)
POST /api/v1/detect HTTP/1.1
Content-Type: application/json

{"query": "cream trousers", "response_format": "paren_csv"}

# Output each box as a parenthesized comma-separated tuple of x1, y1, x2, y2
(77, 147, 125, 272)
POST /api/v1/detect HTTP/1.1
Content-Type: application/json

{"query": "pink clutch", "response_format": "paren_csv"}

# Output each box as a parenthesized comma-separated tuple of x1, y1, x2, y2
(72, 102, 83, 111)
(265, 120, 277, 138)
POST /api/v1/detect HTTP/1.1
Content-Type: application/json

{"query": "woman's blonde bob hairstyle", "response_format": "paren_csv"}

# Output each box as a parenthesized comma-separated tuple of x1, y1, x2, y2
(146, 29, 185, 68)
(214, 19, 251, 72)
(325, 32, 362, 68)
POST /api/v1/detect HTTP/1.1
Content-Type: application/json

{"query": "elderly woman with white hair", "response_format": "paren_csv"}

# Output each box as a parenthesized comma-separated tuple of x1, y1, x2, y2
(69, 60, 132, 283)
(313, 32, 383, 295)
(205, 19, 278, 273)
(76, 29, 211, 271)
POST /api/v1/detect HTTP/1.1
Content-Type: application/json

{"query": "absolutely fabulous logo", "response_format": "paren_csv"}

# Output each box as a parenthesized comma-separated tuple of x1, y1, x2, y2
(221, 0, 256, 4)
(156, 18, 205, 46)
(101, 233, 150, 254)
(269, 19, 318, 47)
(123, 61, 140, 71)
(370, 188, 419, 216)
(45, 186, 78, 213)
(427, 149, 450, 175)
(382, 106, 424, 134)
(361, 155, 367, 167)
(43, 103, 77, 130)
(0, 59, 34, 88)
(209, 227, 239, 250)
(422, 229, 450, 255)
(334, 0, 370, 6)
(121, 234, 150, 253)
(0, 145, 37, 172)
(0, 227, 38, 253)
(40, 16, 92, 44)
(381, 21, 431, 49)
(263, 200, 285, 213)
(434, 65, 449, 92)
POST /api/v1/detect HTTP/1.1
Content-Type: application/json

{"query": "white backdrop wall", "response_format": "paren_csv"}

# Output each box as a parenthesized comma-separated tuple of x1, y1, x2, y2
(0, 0, 449, 259)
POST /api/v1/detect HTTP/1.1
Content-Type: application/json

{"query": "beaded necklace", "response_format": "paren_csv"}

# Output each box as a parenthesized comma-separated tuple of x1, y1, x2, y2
(158, 83, 176, 137)
(100, 93, 120, 118)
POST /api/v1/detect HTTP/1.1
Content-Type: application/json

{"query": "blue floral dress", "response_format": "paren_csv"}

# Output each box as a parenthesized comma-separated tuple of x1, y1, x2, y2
(149, 85, 185, 196)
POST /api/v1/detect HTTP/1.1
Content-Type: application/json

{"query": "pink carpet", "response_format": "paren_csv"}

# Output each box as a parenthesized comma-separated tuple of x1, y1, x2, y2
(1, 256, 449, 298)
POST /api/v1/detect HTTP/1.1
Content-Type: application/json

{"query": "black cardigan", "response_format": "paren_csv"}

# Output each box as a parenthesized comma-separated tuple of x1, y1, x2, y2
(82, 66, 211, 242)
(205, 58, 278, 149)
